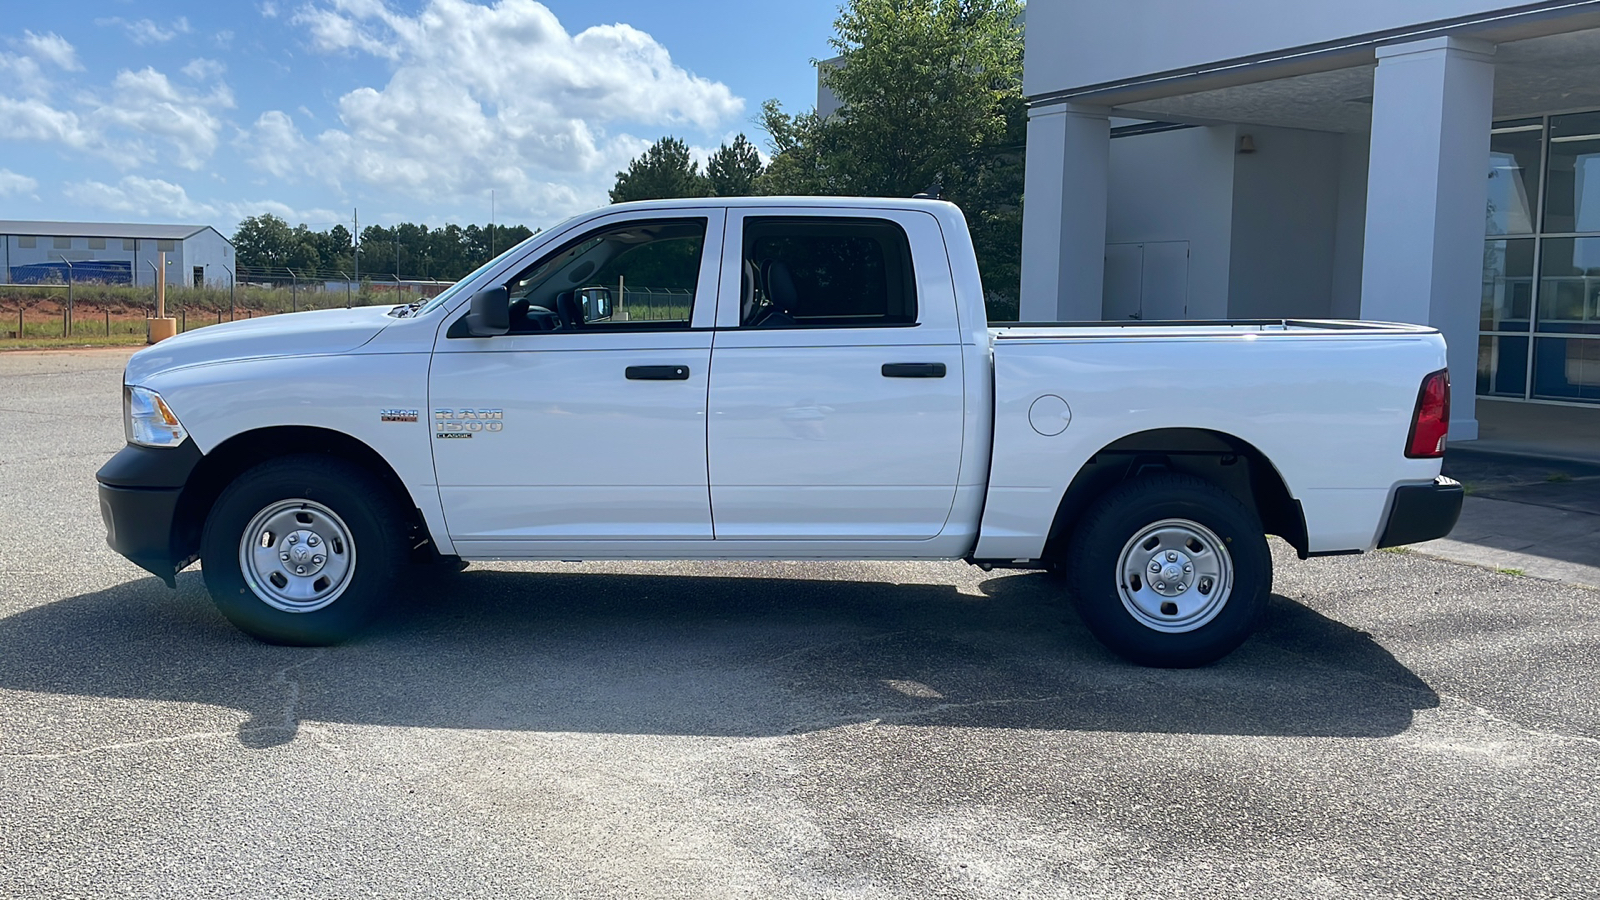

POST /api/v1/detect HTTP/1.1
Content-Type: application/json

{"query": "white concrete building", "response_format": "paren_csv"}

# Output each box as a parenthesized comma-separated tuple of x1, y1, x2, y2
(1022, 0, 1600, 441)
(0, 221, 235, 289)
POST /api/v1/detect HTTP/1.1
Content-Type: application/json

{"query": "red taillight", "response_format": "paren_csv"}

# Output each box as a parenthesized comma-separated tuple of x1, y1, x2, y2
(1406, 369, 1451, 458)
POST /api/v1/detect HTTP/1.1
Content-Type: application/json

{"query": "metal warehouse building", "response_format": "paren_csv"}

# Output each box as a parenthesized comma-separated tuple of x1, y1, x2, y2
(0, 221, 235, 288)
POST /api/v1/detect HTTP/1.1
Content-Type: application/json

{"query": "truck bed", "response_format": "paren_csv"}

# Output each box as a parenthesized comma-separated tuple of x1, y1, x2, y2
(990, 319, 1438, 341)
(974, 317, 1449, 561)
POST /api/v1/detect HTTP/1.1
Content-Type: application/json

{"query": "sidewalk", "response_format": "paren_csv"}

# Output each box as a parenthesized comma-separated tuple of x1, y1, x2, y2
(1413, 448, 1600, 589)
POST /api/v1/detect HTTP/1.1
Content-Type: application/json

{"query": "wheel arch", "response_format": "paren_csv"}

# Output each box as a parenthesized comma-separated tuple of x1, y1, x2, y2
(171, 426, 431, 570)
(1042, 427, 1308, 562)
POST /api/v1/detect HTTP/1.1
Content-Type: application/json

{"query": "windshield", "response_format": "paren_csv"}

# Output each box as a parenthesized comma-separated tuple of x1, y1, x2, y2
(418, 214, 581, 315)
(417, 248, 512, 315)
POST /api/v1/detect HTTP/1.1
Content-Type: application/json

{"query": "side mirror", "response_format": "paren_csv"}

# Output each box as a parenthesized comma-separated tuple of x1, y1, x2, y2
(581, 286, 613, 322)
(463, 286, 510, 336)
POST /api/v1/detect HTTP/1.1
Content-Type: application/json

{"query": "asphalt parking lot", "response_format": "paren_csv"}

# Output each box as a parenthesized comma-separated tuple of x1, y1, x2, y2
(2, 349, 1598, 899)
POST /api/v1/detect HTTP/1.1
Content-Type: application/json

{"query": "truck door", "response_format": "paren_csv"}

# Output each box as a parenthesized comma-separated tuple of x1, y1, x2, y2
(706, 209, 965, 540)
(429, 210, 723, 547)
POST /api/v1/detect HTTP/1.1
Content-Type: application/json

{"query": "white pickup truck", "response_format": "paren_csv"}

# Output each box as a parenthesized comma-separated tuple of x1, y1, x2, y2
(97, 197, 1462, 666)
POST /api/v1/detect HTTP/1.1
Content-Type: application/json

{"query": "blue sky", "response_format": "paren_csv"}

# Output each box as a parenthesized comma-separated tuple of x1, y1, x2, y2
(0, 0, 841, 234)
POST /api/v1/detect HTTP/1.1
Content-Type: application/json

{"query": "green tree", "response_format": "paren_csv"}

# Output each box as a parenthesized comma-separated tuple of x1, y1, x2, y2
(610, 136, 710, 202)
(757, 0, 1026, 318)
(706, 133, 765, 197)
(232, 214, 297, 269)
(231, 216, 539, 282)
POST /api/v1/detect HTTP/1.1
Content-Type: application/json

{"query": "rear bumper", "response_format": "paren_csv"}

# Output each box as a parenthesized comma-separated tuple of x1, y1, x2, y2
(96, 440, 202, 588)
(1377, 476, 1464, 548)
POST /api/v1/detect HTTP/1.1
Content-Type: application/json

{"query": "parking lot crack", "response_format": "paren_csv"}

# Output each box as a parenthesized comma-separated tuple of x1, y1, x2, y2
(879, 692, 1070, 723)
(237, 649, 328, 747)
(1434, 690, 1600, 747)
(782, 693, 1071, 734)
(763, 630, 906, 666)
(2, 729, 248, 760)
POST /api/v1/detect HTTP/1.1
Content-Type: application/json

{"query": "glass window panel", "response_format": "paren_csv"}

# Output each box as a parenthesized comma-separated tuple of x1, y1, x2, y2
(1532, 337, 1600, 402)
(1482, 238, 1535, 331)
(500, 217, 706, 331)
(1487, 118, 1542, 235)
(740, 217, 917, 327)
(1537, 237, 1600, 335)
(1544, 111, 1600, 234)
(1478, 334, 1530, 398)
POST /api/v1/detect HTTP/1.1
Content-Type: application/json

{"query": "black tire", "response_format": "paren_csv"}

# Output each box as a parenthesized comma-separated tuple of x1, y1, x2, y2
(1066, 473, 1271, 667)
(200, 455, 409, 646)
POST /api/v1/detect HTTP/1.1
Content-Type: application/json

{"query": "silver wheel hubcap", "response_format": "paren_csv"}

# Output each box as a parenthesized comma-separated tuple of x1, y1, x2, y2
(1116, 518, 1233, 633)
(238, 499, 356, 613)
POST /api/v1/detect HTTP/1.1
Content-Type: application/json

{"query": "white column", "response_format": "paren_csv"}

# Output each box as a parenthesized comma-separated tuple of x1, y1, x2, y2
(1021, 103, 1110, 321)
(1360, 36, 1495, 441)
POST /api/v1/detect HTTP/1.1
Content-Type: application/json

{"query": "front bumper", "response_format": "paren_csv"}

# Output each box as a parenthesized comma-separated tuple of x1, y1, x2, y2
(1377, 476, 1465, 548)
(99, 483, 184, 586)
(96, 440, 203, 588)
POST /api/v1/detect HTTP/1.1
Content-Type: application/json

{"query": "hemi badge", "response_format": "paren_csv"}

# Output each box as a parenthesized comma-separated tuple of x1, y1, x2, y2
(381, 409, 419, 423)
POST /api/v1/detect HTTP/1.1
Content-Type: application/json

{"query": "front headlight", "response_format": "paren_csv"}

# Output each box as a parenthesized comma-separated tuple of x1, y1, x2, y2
(124, 385, 189, 448)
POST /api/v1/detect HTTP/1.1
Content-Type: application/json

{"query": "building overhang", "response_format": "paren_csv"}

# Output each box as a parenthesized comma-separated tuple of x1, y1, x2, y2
(1029, 0, 1600, 132)
(1059, 22, 1600, 135)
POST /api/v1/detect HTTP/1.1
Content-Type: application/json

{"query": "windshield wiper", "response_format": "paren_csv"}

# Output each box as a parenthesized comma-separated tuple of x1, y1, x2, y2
(387, 301, 426, 318)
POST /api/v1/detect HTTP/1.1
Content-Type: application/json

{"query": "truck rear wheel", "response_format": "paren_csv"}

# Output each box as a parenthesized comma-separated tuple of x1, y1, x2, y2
(200, 455, 408, 646)
(1066, 473, 1270, 667)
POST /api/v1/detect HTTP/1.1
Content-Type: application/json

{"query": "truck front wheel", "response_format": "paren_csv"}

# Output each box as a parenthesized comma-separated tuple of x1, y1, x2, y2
(1066, 474, 1271, 667)
(200, 455, 408, 646)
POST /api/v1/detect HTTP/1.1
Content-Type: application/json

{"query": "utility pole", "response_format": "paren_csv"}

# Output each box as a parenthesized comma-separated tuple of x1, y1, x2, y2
(394, 229, 400, 283)
(489, 189, 495, 260)
(352, 208, 360, 301)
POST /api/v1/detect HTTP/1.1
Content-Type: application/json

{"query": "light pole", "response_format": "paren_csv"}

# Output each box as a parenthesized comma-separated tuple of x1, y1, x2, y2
(52, 254, 73, 336)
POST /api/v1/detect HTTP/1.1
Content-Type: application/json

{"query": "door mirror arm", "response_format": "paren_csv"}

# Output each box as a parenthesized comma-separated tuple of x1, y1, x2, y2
(463, 286, 510, 336)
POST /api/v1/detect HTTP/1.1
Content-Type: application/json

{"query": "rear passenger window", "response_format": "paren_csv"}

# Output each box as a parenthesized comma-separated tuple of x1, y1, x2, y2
(739, 217, 916, 327)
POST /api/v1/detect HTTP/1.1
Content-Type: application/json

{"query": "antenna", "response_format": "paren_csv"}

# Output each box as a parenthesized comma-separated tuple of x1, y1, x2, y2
(912, 179, 944, 200)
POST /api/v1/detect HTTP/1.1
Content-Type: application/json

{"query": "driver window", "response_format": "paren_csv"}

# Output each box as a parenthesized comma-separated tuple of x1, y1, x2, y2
(502, 218, 706, 333)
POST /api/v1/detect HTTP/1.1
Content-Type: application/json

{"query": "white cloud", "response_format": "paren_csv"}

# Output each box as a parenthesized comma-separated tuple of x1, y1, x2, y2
(0, 25, 234, 172)
(181, 58, 226, 80)
(19, 31, 81, 71)
(64, 175, 217, 220)
(253, 0, 743, 220)
(243, 110, 313, 179)
(98, 17, 194, 45)
(0, 95, 92, 147)
(92, 67, 236, 170)
(0, 169, 38, 196)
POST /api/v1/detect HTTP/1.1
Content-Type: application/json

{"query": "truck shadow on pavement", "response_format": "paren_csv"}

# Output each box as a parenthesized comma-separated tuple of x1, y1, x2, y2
(0, 567, 1438, 748)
